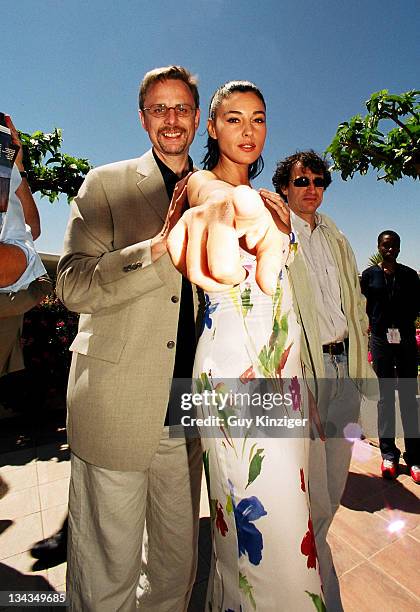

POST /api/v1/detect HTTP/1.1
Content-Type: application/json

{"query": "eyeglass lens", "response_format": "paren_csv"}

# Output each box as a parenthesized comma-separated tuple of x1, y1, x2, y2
(145, 104, 194, 117)
(293, 176, 325, 188)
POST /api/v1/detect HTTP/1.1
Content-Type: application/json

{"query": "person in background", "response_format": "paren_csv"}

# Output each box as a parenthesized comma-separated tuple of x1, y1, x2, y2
(0, 114, 51, 381)
(361, 230, 420, 484)
(261, 150, 375, 612)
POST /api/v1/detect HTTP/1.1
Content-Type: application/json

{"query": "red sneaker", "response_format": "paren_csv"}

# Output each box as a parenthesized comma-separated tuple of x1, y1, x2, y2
(410, 465, 420, 484)
(381, 459, 398, 479)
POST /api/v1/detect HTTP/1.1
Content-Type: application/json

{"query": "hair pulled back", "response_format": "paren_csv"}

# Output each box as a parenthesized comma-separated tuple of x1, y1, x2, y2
(202, 80, 266, 180)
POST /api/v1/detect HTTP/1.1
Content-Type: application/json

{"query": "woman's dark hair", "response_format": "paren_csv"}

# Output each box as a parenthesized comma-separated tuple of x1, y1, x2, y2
(272, 150, 332, 201)
(202, 80, 266, 180)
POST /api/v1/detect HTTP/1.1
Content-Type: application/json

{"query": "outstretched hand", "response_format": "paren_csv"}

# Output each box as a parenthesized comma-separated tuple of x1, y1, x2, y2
(167, 184, 288, 295)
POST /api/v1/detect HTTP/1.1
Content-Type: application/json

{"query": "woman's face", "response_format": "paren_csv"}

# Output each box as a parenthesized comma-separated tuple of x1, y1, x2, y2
(208, 91, 266, 167)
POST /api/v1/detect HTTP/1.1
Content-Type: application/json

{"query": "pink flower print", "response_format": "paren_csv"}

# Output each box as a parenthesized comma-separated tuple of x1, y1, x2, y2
(300, 468, 306, 492)
(216, 502, 228, 537)
(301, 518, 317, 570)
(240, 365, 256, 384)
(290, 376, 301, 411)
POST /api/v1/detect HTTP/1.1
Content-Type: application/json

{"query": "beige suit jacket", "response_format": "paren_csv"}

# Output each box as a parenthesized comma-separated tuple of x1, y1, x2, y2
(56, 150, 201, 471)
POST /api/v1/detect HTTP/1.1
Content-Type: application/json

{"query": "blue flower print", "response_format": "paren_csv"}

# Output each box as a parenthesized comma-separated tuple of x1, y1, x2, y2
(228, 480, 267, 566)
(202, 294, 219, 332)
(235, 497, 267, 565)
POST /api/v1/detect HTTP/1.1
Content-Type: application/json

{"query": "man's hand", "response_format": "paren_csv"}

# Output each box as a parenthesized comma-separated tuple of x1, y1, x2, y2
(167, 185, 288, 295)
(151, 175, 190, 262)
(258, 188, 290, 235)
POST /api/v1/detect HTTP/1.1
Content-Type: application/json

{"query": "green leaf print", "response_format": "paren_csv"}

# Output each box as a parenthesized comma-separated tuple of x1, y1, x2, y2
(305, 591, 327, 612)
(200, 372, 212, 392)
(246, 448, 265, 488)
(269, 316, 280, 348)
(258, 345, 270, 373)
(248, 442, 257, 463)
(240, 285, 253, 317)
(239, 572, 256, 610)
(225, 494, 233, 515)
(273, 281, 282, 306)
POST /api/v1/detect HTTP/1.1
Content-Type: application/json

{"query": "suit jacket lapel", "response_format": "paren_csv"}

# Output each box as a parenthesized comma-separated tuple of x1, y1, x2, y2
(136, 150, 169, 222)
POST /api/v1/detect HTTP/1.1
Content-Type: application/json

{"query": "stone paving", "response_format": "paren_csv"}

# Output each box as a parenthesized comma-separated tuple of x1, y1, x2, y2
(0, 410, 419, 611)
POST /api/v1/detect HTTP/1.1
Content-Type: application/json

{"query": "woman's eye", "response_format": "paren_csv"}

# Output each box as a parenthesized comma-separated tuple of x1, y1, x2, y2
(254, 117, 266, 124)
(227, 117, 239, 123)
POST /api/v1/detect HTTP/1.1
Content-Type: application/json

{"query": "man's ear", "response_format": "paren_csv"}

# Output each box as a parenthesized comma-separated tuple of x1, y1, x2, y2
(194, 108, 201, 131)
(139, 109, 147, 131)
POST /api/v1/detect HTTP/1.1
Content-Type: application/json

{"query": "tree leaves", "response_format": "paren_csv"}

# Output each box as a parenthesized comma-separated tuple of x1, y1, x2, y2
(327, 89, 420, 184)
(19, 127, 92, 203)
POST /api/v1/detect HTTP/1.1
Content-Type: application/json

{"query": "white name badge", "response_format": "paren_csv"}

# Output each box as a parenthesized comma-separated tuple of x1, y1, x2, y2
(386, 328, 401, 344)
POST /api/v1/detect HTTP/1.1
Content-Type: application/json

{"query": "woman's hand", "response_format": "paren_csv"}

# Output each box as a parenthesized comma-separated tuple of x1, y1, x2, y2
(258, 188, 291, 236)
(168, 182, 286, 295)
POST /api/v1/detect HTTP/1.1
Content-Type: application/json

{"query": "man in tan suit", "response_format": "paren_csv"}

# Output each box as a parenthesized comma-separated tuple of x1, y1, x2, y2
(56, 66, 202, 612)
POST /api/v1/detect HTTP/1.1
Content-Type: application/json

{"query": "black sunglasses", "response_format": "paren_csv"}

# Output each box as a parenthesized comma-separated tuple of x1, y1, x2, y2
(292, 176, 326, 188)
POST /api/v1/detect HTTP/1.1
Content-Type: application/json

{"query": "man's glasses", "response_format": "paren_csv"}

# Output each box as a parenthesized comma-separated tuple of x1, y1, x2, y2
(291, 176, 326, 188)
(142, 104, 196, 118)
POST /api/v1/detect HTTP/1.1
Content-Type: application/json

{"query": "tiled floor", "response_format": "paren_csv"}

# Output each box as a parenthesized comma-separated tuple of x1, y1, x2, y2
(0, 412, 419, 611)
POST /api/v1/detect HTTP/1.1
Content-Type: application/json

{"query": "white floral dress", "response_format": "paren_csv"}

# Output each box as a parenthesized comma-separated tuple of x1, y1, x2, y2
(193, 240, 325, 612)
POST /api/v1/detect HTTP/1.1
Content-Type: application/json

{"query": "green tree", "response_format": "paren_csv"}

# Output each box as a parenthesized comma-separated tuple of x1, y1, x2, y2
(368, 251, 383, 267)
(327, 90, 420, 184)
(19, 128, 92, 203)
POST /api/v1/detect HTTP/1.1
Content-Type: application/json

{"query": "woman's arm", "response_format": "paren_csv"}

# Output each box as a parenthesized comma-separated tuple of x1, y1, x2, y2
(168, 171, 286, 293)
(6, 115, 41, 239)
(0, 243, 27, 287)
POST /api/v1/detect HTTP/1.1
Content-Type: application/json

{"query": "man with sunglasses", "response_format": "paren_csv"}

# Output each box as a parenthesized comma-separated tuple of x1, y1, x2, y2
(262, 150, 374, 611)
(56, 66, 202, 611)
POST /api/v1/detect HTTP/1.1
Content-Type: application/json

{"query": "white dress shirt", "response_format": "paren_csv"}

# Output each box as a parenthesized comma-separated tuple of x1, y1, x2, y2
(291, 211, 348, 345)
(0, 164, 46, 292)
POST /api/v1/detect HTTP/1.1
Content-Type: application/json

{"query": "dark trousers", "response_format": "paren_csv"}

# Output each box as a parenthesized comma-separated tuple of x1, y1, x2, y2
(371, 335, 420, 464)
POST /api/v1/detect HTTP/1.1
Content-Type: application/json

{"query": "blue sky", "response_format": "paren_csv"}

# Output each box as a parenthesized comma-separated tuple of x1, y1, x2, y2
(3, 0, 419, 271)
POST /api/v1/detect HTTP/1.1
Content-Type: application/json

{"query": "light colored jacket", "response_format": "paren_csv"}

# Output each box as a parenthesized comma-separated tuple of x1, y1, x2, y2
(56, 150, 201, 471)
(287, 213, 377, 397)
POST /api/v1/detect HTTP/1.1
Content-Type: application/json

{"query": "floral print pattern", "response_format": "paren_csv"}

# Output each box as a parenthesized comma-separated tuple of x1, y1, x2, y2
(194, 247, 324, 610)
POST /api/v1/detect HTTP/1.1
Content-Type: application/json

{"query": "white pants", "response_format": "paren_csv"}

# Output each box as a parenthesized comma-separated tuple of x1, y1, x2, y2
(66, 431, 202, 612)
(309, 353, 361, 612)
